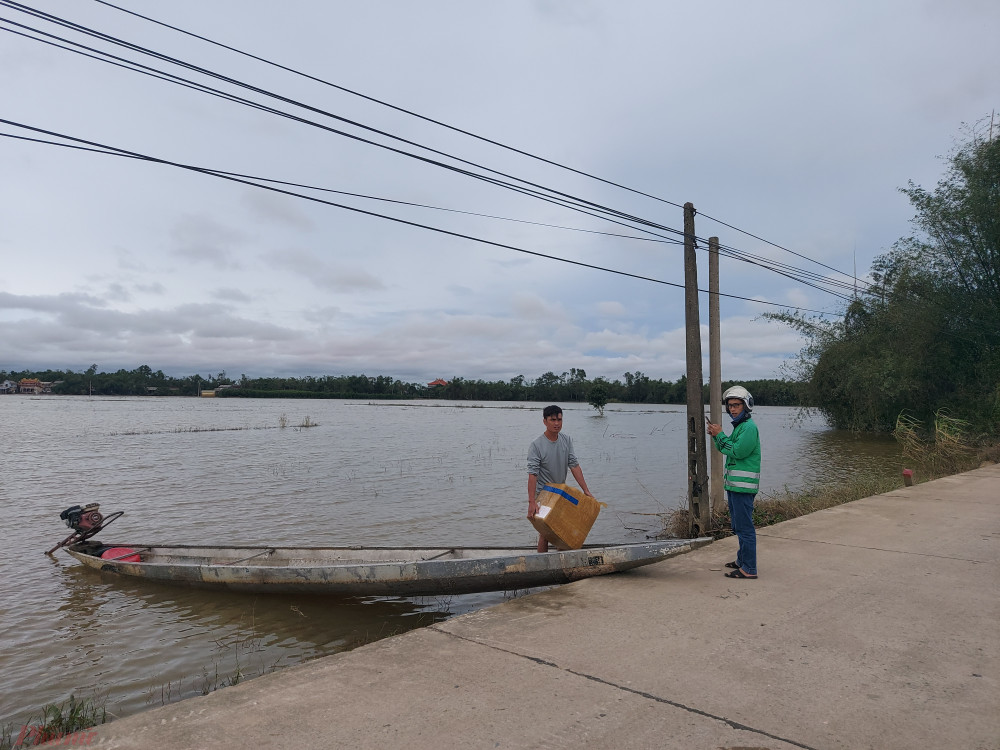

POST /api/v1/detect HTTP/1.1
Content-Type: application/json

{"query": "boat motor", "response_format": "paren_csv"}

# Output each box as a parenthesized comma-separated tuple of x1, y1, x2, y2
(46, 503, 124, 555)
(60, 503, 104, 533)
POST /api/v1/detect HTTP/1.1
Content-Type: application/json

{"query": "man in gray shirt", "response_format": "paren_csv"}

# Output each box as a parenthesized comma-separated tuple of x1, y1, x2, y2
(527, 404, 594, 552)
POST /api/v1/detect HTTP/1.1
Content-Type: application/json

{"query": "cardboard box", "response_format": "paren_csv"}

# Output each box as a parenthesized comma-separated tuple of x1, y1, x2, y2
(529, 483, 602, 550)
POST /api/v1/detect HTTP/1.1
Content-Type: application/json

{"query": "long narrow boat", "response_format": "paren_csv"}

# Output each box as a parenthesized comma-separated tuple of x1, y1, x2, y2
(64, 538, 707, 596)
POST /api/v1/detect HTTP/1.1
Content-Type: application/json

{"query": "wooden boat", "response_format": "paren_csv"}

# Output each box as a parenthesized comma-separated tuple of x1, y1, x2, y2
(64, 538, 707, 596)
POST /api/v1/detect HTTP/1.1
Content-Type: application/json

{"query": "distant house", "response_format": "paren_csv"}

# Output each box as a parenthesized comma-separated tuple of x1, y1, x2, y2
(427, 378, 449, 387)
(18, 378, 43, 394)
(0, 380, 17, 394)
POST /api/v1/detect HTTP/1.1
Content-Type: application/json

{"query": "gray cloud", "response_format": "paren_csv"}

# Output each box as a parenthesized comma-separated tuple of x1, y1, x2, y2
(213, 287, 254, 303)
(241, 190, 315, 231)
(1, 1, 995, 383)
(261, 248, 385, 292)
(169, 214, 247, 270)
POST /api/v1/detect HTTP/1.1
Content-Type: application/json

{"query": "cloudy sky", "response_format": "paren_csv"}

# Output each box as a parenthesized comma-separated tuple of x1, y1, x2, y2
(1, 1, 996, 384)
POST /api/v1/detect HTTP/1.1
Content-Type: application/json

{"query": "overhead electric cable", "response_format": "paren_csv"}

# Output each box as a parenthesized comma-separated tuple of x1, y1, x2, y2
(0, 2, 689, 244)
(0, 17, 643, 232)
(2, 125, 856, 302)
(1, 3, 867, 300)
(92, 0, 687, 211)
(0, 130, 680, 247)
(0, 17, 861, 299)
(0, 118, 841, 317)
(712, 242, 862, 293)
(698, 210, 870, 287)
(91, 0, 866, 286)
(0, 23, 276, 111)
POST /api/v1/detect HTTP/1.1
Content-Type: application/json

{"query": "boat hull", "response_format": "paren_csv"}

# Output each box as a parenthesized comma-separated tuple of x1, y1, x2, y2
(65, 540, 706, 596)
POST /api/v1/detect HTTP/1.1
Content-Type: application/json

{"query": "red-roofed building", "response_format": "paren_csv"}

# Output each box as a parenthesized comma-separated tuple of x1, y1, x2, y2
(18, 378, 43, 394)
(427, 379, 449, 387)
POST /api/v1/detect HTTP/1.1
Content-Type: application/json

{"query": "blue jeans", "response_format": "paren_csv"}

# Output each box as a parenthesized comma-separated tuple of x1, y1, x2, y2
(727, 491, 757, 575)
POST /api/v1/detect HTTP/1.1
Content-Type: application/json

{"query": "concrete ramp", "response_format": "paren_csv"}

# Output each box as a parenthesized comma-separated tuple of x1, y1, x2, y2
(83, 465, 1000, 750)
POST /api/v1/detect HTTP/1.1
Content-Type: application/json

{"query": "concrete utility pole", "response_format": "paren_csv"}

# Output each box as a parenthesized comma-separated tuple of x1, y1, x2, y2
(708, 236, 723, 521)
(683, 203, 710, 536)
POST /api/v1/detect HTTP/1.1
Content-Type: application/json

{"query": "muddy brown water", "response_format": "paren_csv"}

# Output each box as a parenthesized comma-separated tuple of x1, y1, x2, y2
(1, 396, 899, 727)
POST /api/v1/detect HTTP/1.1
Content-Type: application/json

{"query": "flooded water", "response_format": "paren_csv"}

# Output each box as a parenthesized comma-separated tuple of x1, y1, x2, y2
(0, 396, 900, 728)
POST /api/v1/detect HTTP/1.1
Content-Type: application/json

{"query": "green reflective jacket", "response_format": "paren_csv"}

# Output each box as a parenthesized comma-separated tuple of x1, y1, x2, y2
(713, 416, 761, 494)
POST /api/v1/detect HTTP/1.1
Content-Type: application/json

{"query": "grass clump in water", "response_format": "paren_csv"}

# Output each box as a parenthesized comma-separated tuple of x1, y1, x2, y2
(1, 694, 108, 749)
(893, 410, 983, 475)
(278, 414, 318, 429)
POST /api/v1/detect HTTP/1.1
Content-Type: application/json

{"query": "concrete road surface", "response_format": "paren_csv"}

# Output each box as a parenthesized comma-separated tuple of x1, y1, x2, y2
(79, 464, 1000, 749)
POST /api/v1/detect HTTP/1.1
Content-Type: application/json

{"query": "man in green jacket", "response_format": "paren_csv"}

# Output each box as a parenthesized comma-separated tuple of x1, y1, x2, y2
(706, 385, 761, 579)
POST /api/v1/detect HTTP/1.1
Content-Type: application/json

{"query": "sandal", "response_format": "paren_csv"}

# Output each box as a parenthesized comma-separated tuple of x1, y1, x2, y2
(724, 569, 757, 579)
(724, 561, 739, 569)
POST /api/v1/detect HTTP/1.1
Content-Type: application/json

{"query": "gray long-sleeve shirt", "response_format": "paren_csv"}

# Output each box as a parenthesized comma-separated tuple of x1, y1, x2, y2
(527, 432, 578, 493)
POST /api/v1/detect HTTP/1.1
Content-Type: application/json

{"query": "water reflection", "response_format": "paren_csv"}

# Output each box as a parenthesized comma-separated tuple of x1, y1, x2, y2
(34, 563, 485, 722)
(794, 429, 901, 481)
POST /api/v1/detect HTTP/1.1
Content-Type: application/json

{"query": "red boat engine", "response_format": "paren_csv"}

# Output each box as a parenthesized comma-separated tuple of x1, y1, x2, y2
(47, 503, 124, 555)
(60, 503, 104, 533)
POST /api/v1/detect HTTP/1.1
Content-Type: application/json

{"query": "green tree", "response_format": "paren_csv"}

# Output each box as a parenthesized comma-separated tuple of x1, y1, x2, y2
(768, 120, 1000, 432)
(587, 384, 610, 416)
(532, 371, 562, 402)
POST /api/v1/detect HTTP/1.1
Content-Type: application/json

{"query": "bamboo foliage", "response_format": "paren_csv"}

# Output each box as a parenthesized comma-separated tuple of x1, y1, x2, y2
(765, 120, 1000, 433)
(894, 411, 979, 475)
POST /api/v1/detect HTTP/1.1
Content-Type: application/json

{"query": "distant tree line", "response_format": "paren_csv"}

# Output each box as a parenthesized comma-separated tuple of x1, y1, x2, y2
(422, 370, 804, 406)
(3, 364, 208, 397)
(1, 364, 807, 407)
(767, 121, 999, 434)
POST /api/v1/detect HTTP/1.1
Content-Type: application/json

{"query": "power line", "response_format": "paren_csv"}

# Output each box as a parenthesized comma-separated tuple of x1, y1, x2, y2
(91, 0, 688, 210)
(0, 3, 688, 242)
(0, 129, 679, 247)
(91, 0, 867, 288)
(0, 1, 865, 299)
(0, 30, 855, 304)
(0, 12, 722, 304)
(0, 119, 842, 317)
(713, 241, 862, 293)
(0, 22, 856, 303)
(2, 3, 864, 298)
(702, 211, 871, 288)
(0, 106, 852, 305)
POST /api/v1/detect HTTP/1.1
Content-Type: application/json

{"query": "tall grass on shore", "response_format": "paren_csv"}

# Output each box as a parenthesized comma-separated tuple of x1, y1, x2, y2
(661, 470, 903, 539)
(1, 694, 107, 750)
(893, 411, 982, 475)
(663, 412, 997, 539)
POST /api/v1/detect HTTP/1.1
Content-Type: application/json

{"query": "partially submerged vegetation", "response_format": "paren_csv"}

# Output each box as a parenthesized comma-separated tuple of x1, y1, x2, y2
(1, 694, 107, 750)
(1, 607, 280, 749)
(663, 470, 904, 539)
(110, 414, 318, 436)
(892, 411, 988, 475)
(665, 410, 998, 538)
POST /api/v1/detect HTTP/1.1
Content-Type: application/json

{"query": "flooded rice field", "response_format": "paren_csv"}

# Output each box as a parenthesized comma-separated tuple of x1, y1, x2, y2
(1, 396, 900, 727)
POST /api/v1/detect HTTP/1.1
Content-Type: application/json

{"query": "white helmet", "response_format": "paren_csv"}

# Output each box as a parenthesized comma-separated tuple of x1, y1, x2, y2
(722, 385, 753, 412)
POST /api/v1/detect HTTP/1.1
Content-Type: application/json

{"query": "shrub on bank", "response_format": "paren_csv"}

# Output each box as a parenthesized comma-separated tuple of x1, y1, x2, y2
(661, 470, 903, 539)
(663, 420, 998, 539)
